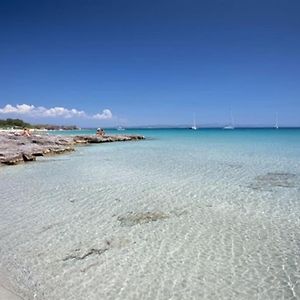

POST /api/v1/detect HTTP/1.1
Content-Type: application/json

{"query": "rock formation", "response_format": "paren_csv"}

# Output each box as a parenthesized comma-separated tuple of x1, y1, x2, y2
(0, 132, 145, 166)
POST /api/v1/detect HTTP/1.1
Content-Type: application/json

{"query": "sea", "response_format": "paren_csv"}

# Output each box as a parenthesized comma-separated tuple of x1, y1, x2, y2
(0, 128, 300, 300)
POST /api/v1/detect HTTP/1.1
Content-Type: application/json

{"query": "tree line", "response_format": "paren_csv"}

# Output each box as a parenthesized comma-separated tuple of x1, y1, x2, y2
(0, 118, 32, 128)
(0, 118, 78, 130)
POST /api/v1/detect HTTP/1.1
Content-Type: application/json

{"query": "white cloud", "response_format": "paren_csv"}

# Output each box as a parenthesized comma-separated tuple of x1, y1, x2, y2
(92, 109, 113, 120)
(0, 104, 35, 114)
(39, 106, 86, 118)
(0, 104, 112, 120)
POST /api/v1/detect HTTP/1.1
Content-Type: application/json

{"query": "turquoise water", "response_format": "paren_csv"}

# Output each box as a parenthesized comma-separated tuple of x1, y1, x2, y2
(1, 129, 300, 299)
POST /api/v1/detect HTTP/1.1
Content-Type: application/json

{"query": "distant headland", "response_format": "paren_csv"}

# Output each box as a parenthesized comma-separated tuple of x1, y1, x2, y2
(0, 119, 145, 166)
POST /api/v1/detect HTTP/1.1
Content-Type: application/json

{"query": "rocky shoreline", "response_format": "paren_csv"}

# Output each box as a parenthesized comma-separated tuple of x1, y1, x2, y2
(0, 132, 144, 166)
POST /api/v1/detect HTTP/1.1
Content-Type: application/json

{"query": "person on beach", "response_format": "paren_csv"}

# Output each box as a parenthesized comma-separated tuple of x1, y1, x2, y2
(96, 128, 105, 137)
(22, 128, 31, 137)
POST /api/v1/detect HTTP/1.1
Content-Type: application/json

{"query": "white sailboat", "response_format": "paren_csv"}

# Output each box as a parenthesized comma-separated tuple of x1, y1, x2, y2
(191, 114, 197, 130)
(116, 118, 126, 131)
(224, 111, 235, 130)
(274, 112, 279, 129)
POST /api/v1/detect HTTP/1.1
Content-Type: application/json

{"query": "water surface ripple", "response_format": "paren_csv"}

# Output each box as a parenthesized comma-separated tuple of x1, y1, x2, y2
(1, 129, 300, 299)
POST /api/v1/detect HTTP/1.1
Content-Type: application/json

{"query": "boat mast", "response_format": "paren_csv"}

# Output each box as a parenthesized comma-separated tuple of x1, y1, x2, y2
(275, 112, 279, 129)
(230, 110, 234, 127)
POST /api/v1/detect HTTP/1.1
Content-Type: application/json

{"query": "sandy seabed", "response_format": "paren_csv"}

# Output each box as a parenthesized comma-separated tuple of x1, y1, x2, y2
(1, 129, 300, 299)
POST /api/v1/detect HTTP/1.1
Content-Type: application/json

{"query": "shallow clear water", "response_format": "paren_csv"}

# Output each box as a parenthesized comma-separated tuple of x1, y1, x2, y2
(1, 129, 300, 299)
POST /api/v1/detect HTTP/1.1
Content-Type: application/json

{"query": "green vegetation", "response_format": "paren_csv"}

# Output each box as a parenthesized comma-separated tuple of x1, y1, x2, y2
(0, 118, 32, 129)
(0, 118, 79, 130)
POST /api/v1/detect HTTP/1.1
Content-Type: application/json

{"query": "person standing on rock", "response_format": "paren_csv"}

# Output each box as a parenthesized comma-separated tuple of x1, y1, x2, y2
(96, 128, 105, 137)
(22, 128, 31, 137)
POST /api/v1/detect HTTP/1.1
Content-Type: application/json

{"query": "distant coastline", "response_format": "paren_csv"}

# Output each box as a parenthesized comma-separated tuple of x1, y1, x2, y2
(1, 118, 300, 132)
(0, 118, 79, 131)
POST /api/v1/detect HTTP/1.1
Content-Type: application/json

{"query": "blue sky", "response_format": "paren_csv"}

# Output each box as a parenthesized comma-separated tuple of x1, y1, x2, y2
(0, 0, 299, 127)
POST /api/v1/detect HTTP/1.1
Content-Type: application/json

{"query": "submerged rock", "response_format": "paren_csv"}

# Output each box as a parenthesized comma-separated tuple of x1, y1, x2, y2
(62, 238, 129, 265)
(249, 172, 297, 190)
(117, 211, 169, 227)
(62, 247, 109, 262)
